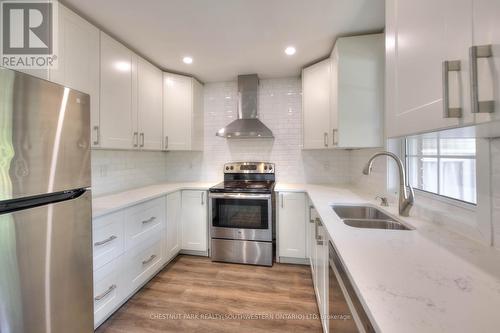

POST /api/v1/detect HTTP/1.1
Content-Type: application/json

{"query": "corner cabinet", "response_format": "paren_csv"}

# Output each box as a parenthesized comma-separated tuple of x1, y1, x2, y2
(385, 0, 500, 138)
(163, 73, 204, 151)
(181, 190, 208, 253)
(302, 34, 384, 149)
(277, 192, 307, 260)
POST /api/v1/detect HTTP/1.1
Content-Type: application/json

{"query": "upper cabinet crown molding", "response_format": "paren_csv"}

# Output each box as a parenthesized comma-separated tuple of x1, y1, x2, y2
(302, 33, 384, 149)
(163, 72, 204, 151)
(385, 0, 500, 138)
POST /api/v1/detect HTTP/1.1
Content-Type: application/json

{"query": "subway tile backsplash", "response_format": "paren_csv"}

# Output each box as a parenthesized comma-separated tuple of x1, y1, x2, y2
(164, 78, 351, 184)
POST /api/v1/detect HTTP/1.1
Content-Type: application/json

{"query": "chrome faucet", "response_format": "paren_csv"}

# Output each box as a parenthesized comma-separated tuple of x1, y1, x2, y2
(362, 151, 415, 217)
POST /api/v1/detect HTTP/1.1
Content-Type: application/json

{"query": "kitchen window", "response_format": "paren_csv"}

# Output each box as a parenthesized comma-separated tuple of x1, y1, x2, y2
(404, 135, 477, 204)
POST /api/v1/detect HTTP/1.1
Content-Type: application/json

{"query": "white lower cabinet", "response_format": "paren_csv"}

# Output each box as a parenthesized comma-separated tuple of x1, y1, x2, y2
(165, 191, 182, 262)
(93, 256, 124, 327)
(122, 233, 163, 295)
(93, 196, 166, 327)
(93, 210, 125, 270)
(181, 190, 208, 253)
(277, 192, 307, 260)
(125, 197, 165, 250)
(308, 204, 329, 332)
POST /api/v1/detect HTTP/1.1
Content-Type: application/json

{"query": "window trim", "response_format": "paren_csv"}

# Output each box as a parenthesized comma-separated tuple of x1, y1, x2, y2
(403, 138, 477, 207)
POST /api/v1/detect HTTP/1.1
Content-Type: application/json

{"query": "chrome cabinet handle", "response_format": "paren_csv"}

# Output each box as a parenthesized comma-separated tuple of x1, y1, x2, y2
(201, 192, 205, 205)
(332, 128, 338, 146)
(141, 216, 156, 225)
(164, 136, 168, 150)
(314, 217, 321, 240)
(470, 45, 494, 113)
(133, 132, 138, 147)
(140, 133, 145, 147)
(93, 125, 100, 145)
(94, 284, 116, 301)
(315, 218, 323, 245)
(323, 132, 328, 147)
(94, 235, 117, 247)
(142, 254, 157, 265)
(309, 205, 315, 223)
(280, 193, 284, 208)
(442, 60, 462, 118)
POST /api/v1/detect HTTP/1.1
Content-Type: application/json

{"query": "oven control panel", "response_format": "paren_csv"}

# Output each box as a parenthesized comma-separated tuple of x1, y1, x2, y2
(223, 162, 275, 174)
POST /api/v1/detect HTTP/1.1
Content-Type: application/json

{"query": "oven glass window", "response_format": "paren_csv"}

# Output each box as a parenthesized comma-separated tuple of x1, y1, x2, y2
(212, 198, 268, 229)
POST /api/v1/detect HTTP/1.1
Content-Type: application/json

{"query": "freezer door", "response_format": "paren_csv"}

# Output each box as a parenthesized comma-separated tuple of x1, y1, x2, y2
(0, 190, 93, 333)
(0, 67, 91, 200)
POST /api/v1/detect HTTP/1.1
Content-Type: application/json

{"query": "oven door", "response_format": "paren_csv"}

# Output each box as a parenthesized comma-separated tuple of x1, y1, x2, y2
(209, 193, 272, 242)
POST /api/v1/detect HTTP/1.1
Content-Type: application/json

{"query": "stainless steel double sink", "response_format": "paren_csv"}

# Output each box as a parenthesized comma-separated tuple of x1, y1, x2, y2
(332, 204, 414, 230)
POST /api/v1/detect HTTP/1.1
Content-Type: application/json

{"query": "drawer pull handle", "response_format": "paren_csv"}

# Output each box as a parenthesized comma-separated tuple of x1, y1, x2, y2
(142, 254, 157, 265)
(94, 284, 116, 301)
(94, 235, 117, 247)
(141, 216, 156, 224)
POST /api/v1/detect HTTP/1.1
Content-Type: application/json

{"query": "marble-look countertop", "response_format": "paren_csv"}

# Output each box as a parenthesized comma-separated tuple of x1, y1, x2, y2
(275, 183, 500, 333)
(93, 182, 500, 332)
(92, 182, 217, 218)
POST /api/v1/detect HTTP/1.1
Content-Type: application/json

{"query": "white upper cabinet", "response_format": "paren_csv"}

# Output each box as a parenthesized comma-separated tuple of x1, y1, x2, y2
(100, 32, 135, 149)
(386, 0, 500, 138)
(137, 57, 163, 150)
(163, 73, 204, 151)
(302, 59, 332, 149)
(471, 0, 500, 124)
(181, 190, 207, 252)
(277, 192, 307, 259)
(302, 34, 384, 149)
(330, 34, 384, 148)
(50, 4, 100, 147)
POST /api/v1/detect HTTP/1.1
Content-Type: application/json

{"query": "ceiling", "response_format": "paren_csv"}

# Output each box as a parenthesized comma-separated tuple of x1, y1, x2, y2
(63, 0, 384, 82)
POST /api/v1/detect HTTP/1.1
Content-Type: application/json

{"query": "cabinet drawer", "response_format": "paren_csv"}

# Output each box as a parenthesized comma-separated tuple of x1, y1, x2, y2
(93, 211, 125, 270)
(125, 197, 165, 250)
(123, 234, 163, 295)
(93, 256, 123, 327)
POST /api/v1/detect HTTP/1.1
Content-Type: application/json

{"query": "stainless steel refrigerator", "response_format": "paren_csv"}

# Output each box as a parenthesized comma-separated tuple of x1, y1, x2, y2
(0, 67, 93, 333)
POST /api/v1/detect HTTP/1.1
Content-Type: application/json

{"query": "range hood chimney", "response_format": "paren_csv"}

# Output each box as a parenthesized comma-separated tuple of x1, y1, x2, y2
(216, 74, 274, 139)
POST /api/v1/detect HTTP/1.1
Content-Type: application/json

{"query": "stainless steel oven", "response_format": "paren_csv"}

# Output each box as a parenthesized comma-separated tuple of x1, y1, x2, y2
(209, 162, 275, 266)
(209, 193, 272, 242)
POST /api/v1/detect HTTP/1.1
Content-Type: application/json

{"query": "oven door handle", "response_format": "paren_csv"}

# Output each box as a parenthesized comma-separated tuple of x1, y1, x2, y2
(208, 193, 272, 200)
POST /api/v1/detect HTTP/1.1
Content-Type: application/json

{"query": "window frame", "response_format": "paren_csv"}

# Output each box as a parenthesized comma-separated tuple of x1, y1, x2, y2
(403, 137, 477, 207)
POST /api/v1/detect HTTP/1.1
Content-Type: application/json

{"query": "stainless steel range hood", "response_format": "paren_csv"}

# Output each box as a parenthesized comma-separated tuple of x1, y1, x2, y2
(216, 74, 274, 139)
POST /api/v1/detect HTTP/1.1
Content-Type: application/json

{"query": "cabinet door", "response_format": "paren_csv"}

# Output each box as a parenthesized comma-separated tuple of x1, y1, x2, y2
(166, 191, 182, 260)
(181, 190, 207, 252)
(333, 34, 385, 148)
(278, 192, 306, 259)
(137, 57, 163, 150)
(163, 73, 193, 150)
(472, 0, 500, 123)
(100, 32, 135, 149)
(50, 4, 100, 147)
(386, 0, 472, 138)
(302, 59, 331, 149)
(317, 224, 328, 331)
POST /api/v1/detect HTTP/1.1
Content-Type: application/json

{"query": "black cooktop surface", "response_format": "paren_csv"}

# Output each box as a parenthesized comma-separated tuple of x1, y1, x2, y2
(209, 180, 275, 194)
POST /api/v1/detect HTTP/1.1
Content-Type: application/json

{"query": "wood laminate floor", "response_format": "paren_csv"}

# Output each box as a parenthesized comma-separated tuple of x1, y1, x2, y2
(96, 255, 322, 333)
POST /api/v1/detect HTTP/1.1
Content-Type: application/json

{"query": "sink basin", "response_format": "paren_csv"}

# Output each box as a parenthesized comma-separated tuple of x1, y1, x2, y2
(332, 205, 392, 220)
(343, 219, 411, 230)
(331, 204, 413, 231)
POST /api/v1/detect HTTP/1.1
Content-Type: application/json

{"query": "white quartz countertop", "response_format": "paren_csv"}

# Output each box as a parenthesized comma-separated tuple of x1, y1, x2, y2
(92, 182, 217, 218)
(275, 183, 500, 333)
(93, 182, 500, 332)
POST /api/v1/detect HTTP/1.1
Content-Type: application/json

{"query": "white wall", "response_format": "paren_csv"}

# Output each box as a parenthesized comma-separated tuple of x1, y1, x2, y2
(164, 78, 351, 184)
